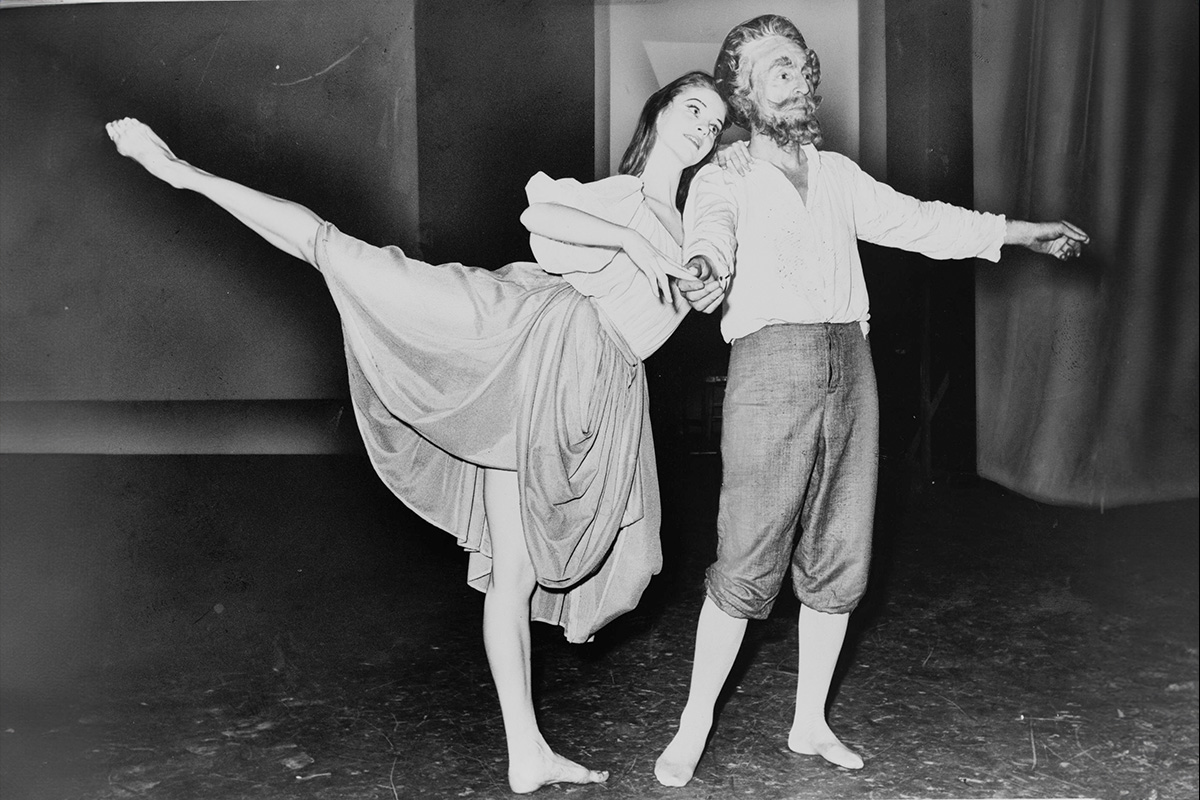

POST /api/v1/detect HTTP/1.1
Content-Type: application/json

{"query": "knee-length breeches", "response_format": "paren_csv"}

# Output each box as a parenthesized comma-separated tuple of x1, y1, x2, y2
(706, 323, 879, 618)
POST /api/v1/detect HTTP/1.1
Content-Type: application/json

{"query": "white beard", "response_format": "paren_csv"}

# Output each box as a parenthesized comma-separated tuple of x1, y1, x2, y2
(752, 96, 819, 147)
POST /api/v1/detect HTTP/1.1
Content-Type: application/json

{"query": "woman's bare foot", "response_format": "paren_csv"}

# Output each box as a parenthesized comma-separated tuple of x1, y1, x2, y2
(787, 722, 863, 769)
(653, 708, 712, 787)
(507, 739, 607, 794)
(105, 118, 187, 188)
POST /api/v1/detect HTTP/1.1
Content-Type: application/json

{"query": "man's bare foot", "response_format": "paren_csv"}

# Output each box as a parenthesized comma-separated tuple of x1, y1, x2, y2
(654, 709, 712, 787)
(787, 722, 863, 769)
(507, 739, 607, 794)
(105, 118, 186, 188)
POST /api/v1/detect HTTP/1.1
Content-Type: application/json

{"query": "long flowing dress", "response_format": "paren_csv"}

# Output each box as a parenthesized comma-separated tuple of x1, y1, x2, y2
(312, 172, 689, 643)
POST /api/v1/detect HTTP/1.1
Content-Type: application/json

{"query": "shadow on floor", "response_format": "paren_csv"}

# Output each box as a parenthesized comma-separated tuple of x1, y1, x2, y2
(1, 453, 1196, 799)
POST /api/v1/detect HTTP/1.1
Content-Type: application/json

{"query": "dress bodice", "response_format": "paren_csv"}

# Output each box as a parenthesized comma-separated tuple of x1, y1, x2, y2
(525, 172, 688, 360)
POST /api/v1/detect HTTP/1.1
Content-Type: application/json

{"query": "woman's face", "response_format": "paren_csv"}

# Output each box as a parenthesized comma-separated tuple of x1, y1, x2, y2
(655, 86, 726, 167)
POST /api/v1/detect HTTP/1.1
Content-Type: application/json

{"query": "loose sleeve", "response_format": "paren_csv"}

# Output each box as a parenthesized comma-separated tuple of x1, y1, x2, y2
(683, 164, 739, 279)
(847, 159, 1006, 262)
(524, 171, 645, 274)
(314, 220, 395, 275)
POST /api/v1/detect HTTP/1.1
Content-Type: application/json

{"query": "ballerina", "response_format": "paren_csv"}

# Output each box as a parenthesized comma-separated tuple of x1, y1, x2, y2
(107, 69, 728, 794)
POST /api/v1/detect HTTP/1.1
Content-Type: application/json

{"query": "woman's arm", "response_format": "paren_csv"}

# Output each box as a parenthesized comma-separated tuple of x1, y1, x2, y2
(107, 118, 324, 266)
(521, 201, 699, 300)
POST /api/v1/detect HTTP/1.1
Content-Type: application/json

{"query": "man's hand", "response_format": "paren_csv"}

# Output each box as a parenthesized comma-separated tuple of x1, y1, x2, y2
(678, 256, 725, 314)
(1005, 219, 1090, 261)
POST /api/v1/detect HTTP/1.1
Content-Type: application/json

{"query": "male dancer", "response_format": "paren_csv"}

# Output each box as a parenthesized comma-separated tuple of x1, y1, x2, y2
(655, 14, 1088, 786)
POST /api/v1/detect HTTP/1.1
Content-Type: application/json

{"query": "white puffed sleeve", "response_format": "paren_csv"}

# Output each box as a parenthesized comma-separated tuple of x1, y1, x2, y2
(524, 172, 645, 274)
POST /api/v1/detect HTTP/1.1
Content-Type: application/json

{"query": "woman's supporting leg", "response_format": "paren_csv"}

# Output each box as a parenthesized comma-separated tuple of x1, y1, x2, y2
(481, 468, 608, 794)
(654, 595, 748, 786)
(787, 605, 863, 769)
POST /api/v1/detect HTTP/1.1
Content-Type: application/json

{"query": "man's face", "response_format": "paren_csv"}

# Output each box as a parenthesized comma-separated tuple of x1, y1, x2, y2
(742, 34, 816, 144)
(748, 35, 811, 110)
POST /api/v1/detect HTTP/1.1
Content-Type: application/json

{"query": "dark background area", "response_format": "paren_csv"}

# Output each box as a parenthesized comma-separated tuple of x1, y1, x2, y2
(414, 0, 594, 269)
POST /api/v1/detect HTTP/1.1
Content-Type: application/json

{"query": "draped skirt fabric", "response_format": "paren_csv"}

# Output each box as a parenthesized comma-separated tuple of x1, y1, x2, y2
(314, 223, 662, 643)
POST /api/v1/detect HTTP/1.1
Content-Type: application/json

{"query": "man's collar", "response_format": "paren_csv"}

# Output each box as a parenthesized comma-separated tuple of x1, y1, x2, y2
(801, 142, 820, 178)
(747, 136, 820, 173)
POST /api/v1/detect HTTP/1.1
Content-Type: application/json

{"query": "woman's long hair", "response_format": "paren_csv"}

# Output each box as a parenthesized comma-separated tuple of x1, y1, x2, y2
(617, 71, 728, 211)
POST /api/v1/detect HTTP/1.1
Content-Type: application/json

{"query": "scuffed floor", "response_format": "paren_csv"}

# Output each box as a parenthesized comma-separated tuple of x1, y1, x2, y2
(1, 453, 1196, 799)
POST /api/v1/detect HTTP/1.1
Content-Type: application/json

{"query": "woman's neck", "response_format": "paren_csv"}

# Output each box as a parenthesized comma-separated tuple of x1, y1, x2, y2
(638, 156, 682, 213)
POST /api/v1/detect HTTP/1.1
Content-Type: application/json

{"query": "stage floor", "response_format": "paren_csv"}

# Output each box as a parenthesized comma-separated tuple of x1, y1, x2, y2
(1, 453, 1196, 799)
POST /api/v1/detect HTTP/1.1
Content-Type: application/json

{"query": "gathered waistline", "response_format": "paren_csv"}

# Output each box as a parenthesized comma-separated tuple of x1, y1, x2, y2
(578, 293, 640, 367)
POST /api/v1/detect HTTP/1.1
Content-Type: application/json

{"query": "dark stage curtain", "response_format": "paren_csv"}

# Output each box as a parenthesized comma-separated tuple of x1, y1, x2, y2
(973, 0, 1199, 507)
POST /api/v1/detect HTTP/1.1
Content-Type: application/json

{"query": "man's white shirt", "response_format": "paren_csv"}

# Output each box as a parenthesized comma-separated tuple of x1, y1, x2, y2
(683, 144, 1007, 343)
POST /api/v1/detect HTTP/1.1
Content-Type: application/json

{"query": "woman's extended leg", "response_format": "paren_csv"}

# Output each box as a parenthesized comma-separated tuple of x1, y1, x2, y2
(481, 468, 608, 794)
(106, 118, 322, 264)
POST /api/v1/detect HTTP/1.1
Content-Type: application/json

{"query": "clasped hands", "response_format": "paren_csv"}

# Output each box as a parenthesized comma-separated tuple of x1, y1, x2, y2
(676, 256, 725, 314)
(625, 231, 725, 309)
